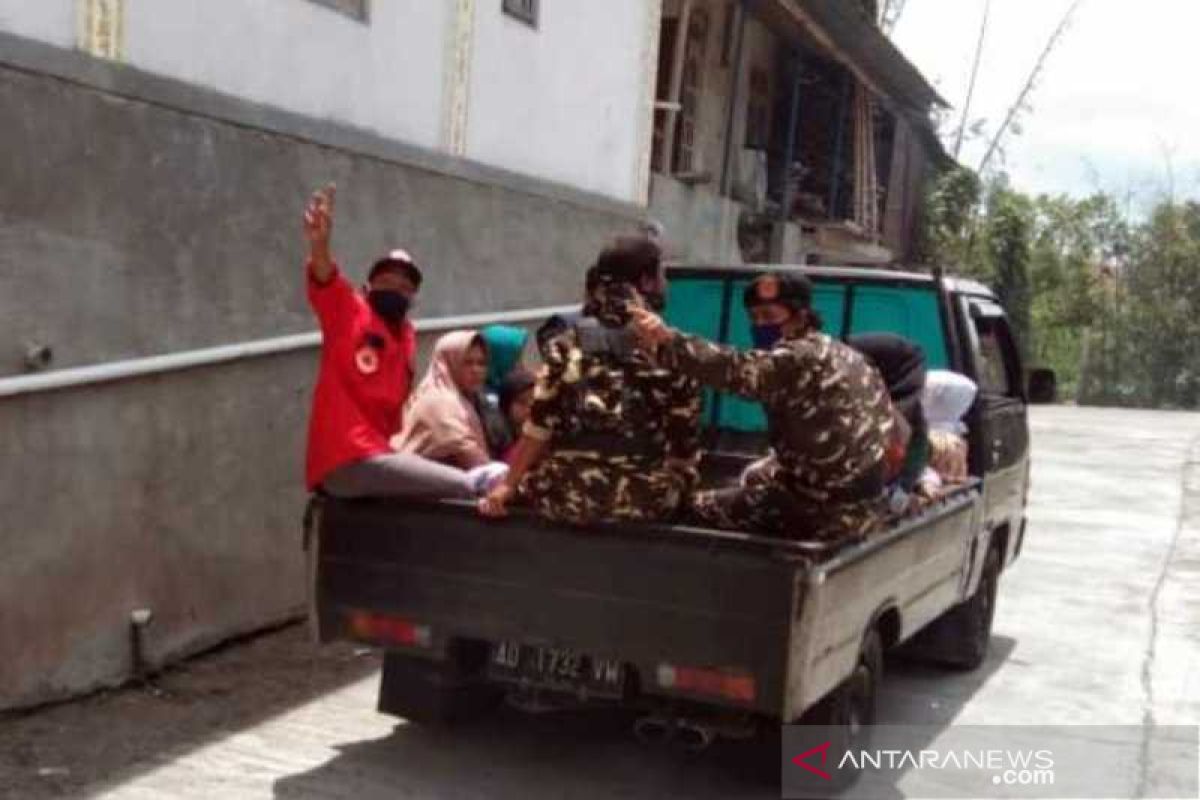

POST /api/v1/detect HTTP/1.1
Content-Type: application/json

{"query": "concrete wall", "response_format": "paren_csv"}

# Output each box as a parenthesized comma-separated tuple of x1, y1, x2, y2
(0, 0, 655, 203)
(0, 0, 75, 48)
(648, 174, 743, 264)
(124, 0, 450, 151)
(466, 0, 650, 203)
(0, 33, 638, 710)
(0, 0, 448, 149)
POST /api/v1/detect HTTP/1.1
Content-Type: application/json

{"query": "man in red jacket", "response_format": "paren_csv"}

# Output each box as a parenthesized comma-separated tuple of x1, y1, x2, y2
(303, 185, 495, 498)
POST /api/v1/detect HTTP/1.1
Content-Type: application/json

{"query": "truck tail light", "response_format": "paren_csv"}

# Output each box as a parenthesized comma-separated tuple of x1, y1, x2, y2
(346, 611, 433, 648)
(656, 663, 756, 703)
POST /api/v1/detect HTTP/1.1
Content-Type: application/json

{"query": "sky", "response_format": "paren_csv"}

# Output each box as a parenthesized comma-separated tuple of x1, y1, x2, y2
(891, 0, 1200, 207)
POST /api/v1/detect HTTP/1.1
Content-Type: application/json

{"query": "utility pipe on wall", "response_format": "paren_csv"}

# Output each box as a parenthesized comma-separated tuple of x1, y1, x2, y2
(0, 304, 578, 400)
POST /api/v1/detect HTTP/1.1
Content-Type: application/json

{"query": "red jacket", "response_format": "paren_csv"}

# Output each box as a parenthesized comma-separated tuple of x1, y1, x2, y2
(305, 265, 415, 490)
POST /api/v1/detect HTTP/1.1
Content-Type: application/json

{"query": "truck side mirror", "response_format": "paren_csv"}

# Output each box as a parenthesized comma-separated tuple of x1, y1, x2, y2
(1027, 368, 1057, 404)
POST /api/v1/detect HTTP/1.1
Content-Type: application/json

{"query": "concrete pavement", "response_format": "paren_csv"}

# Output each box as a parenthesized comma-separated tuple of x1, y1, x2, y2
(7, 406, 1199, 799)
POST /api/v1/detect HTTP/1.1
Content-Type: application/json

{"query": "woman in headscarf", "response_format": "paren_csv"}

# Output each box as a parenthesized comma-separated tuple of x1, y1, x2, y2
(480, 325, 530, 396)
(477, 325, 530, 458)
(847, 332, 929, 492)
(392, 330, 494, 470)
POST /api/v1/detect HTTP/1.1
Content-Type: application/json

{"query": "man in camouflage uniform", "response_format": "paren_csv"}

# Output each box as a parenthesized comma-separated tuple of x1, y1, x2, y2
(632, 272, 894, 542)
(478, 238, 702, 525)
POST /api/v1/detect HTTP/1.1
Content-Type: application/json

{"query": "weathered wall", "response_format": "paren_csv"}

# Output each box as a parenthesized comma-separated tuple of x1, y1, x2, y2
(0, 0, 75, 48)
(0, 37, 638, 377)
(0, 34, 637, 710)
(0, 0, 656, 204)
(0, 0, 449, 150)
(648, 174, 743, 264)
(467, 0, 653, 203)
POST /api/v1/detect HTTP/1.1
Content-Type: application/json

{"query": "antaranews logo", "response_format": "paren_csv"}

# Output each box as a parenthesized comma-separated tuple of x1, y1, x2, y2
(836, 747, 1055, 786)
(781, 725, 1198, 799)
(790, 740, 833, 781)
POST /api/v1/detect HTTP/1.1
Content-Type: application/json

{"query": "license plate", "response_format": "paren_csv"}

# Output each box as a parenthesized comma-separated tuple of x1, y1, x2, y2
(489, 640, 626, 697)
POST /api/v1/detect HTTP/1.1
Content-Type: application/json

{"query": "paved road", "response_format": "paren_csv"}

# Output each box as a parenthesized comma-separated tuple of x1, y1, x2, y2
(9, 407, 1200, 798)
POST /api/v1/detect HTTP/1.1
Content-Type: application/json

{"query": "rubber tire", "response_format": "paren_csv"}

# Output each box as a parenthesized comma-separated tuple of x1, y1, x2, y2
(940, 545, 1001, 671)
(799, 629, 883, 792)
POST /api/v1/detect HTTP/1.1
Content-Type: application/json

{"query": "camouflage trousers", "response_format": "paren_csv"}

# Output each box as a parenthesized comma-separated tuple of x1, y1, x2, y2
(689, 458, 884, 543)
(520, 454, 697, 526)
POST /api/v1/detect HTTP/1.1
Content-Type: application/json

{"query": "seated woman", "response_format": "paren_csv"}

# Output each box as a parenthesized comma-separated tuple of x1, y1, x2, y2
(477, 325, 530, 458)
(920, 370, 979, 489)
(392, 331, 505, 478)
(496, 367, 535, 463)
(848, 333, 929, 501)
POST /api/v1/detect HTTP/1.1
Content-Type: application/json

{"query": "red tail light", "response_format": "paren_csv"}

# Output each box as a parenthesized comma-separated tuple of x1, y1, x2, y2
(656, 663, 756, 703)
(346, 611, 432, 648)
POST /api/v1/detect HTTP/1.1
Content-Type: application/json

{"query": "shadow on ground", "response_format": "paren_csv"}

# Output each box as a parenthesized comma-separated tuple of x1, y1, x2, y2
(272, 637, 1018, 800)
(0, 623, 379, 800)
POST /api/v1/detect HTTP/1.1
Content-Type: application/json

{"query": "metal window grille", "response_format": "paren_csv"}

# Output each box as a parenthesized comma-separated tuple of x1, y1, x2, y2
(674, 8, 709, 174)
(304, 0, 369, 23)
(745, 67, 771, 150)
(502, 0, 539, 27)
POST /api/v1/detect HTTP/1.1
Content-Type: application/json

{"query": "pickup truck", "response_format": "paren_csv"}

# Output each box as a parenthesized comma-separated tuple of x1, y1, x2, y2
(305, 264, 1051, 754)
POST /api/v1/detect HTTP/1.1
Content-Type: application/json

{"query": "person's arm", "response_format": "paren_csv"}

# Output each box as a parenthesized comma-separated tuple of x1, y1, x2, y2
(304, 184, 337, 285)
(302, 184, 360, 338)
(664, 372, 703, 466)
(478, 432, 550, 518)
(631, 306, 787, 402)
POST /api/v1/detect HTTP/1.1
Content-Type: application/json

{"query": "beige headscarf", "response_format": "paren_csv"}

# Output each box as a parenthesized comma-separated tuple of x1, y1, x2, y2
(392, 330, 490, 469)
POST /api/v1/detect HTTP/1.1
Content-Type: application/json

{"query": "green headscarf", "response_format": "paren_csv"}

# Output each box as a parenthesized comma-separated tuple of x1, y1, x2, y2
(480, 325, 529, 394)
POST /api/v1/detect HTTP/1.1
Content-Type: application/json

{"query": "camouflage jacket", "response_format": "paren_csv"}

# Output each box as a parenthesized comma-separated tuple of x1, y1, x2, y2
(659, 330, 893, 495)
(525, 320, 702, 468)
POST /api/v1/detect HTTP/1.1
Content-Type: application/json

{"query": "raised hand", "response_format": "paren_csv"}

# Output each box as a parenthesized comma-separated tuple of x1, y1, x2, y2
(304, 184, 336, 282)
(629, 305, 672, 349)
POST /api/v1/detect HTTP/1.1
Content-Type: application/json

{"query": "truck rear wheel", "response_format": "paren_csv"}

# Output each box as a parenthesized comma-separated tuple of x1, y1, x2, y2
(377, 649, 502, 726)
(938, 545, 1001, 670)
(802, 628, 882, 751)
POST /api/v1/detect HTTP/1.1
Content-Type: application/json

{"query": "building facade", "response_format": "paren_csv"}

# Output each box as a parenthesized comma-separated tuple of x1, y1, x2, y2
(645, 0, 949, 266)
(0, 0, 945, 709)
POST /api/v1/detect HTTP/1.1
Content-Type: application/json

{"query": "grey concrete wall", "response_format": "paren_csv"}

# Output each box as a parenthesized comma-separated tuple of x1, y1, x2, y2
(649, 174, 744, 264)
(0, 33, 635, 710)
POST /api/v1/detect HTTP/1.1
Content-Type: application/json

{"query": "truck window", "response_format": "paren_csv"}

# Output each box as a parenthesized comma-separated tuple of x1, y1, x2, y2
(666, 278, 845, 432)
(848, 286, 950, 369)
(718, 281, 846, 432)
(664, 273, 956, 434)
(972, 315, 1019, 397)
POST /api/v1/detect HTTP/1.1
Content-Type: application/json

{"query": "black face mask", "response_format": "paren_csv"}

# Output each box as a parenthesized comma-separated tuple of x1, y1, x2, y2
(367, 289, 411, 323)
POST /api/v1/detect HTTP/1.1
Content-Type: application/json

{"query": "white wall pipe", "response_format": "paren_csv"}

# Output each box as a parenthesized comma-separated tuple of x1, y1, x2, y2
(0, 303, 578, 400)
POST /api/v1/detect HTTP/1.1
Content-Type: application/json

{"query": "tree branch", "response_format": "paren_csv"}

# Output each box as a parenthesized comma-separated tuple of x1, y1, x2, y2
(953, 0, 991, 159)
(977, 0, 1086, 174)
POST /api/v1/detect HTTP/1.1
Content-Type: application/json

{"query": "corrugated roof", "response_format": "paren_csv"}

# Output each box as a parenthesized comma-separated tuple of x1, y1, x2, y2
(757, 0, 948, 114)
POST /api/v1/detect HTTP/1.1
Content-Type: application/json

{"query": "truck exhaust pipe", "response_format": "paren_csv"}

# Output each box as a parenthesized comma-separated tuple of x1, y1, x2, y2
(632, 715, 674, 745)
(675, 722, 716, 753)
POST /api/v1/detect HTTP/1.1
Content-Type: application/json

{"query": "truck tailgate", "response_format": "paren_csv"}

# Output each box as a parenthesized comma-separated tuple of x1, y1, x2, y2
(312, 498, 800, 713)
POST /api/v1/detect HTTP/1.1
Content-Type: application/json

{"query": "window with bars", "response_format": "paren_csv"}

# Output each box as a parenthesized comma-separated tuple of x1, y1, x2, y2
(503, 0, 539, 27)
(673, 7, 709, 174)
(744, 67, 771, 150)
(304, 0, 369, 23)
